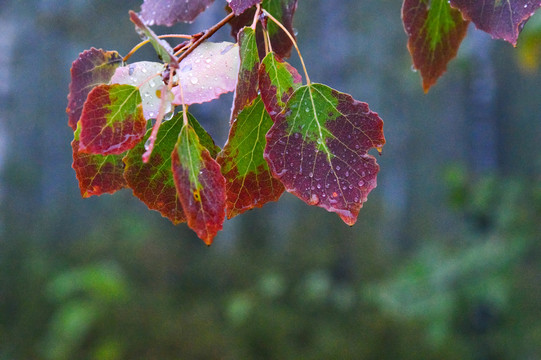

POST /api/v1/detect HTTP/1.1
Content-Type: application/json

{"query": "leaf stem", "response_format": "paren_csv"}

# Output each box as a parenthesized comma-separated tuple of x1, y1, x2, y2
(176, 12, 236, 62)
(123, 40, 150, 62)
(251, 4, 261, 30)
(261, 9, 310, 85)
(158, 34, 193, 39)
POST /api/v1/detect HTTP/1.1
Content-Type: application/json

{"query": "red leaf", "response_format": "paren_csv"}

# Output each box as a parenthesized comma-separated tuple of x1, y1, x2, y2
(402, 0, 469, 92)
(172, 123, 226, 244)
(264, 84, 385, 225)
(140, 0, 215, 25)
(72, 123, 127, 197)
(66, 48, 122, 130)
(450, 0, 541, 46)
(228, 0, 262, 15)
(79, 84, 147, 155)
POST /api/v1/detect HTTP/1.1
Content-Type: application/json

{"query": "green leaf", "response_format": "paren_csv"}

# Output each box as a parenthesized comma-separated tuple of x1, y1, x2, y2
(218, 96, 284, 218)
(264, 84, 385, 225)
(66, 48, 123, 130)
(258, 52, 302, 117)
(172, 122, 226, 244)
(402, 0, 469, 92)
(72, 122, 127, 197)
(123, 114, 186, 224)
(231, 27, 260, 121)
(79, 84, 147, 155)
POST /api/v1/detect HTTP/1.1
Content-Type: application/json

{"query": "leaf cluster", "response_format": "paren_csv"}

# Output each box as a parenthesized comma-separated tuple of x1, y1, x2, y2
(67, 0, 541, 244)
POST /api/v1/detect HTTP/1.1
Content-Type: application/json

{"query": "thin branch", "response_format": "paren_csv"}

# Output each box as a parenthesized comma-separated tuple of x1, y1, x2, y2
(176, 12, 236, 63)
(262, 9, 310, 85)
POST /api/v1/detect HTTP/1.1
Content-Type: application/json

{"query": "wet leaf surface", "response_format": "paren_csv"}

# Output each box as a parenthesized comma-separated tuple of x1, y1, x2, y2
(450, 0, 541, 45)
(264, 84, 385, 225)
(172, 42, 240, 105)
(140, 0, 215, 25)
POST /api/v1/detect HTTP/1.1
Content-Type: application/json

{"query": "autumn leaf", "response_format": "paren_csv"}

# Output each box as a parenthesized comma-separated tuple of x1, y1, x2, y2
(78, 84, 147, 155)
(172, 42, 240, 106)
(130, 11, 179, 67)
(402, 0, 470, 92)
(450, 0, 541, 46)
(264, 84, 385, 225)
(258, 52, 302, 117)
(140, 0, 215, 25)
(231, 27, 260, 121)
(72, 122, 127, 197)
(123, 113, 186, 224)
(172, 122, 226, 244)
(228, 0, 262, 15)
(229, 0, 298, 59)
(218, 96, 284, 218)
(66, 48, 123, 130)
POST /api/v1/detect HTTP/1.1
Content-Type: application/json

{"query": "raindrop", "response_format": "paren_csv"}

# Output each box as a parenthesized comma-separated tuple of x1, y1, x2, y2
(345, 170, 349, 177)
(336, 165, 341, 171)
(308, 172, 313, 178)
(144, 138, 152, 151)
(305, 107, 310, 112)
(205, 58, 212, 63)
(191, 77, 199, 84)
(358, 180, 364, 187)
(309, 193, 320, 205)
(141, 67, 148, 73)
(316, 184, 321, 189)
(410, 65, 417, 72)
(164, 111, 174, 121)
(148, 111, 155, 118)
(361, 171, 366, 177)
(149, 80, 156, 88)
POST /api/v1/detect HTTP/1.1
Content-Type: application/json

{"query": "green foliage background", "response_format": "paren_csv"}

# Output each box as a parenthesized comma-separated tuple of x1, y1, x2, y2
(1, 0, 541, 359)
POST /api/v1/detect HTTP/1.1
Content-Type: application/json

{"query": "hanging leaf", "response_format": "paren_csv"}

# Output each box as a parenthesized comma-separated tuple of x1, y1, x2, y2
(264, 84, 385, 225)
(123, 113, 186, 224)
(129, 10, 179, 67)
(258, 52, 302, 117)
(172, 122, 226, 244)
(78, 84, 147, 155)
(402, 0, 470, 92)
(229, 0, 298, 59)
(231, 27, 260, 121)
(171, 42, 240, 105)
(218, 96, 284, 218)
(110, 61, 174, 120)
(140, 0, 215, 25)
(66, 48, 123, 130)
(450, 0, 541, 46)
(72, 122, 127, 197)
(227, 0, 262, 15)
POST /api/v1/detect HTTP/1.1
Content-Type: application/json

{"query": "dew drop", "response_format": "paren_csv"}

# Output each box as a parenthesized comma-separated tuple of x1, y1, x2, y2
(305, 107, 310, 112)
(205, 58, 212, 63)
(144, 138, 152, 151)
(164, 111, 174, 121)
(345, 170, 349, 177)
(358, 180, 364, 186)
(336, 165, 341, 171)
(410, 65, 417, 72)
(308, 172, 313, 178)
(316, 184, 321, 189)
(191, 77, 198, 84)
(361, 171, 366, 177)
(309, 193, 320, 205)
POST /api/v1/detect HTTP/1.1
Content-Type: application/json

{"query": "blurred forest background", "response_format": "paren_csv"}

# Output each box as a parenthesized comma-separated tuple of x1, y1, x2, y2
(1, 0, 541, 359)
